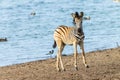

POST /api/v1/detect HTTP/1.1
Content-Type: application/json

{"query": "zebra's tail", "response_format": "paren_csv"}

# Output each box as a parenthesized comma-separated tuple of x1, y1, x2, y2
(47, 40, 56, 55)
(53, 40, 57, 49)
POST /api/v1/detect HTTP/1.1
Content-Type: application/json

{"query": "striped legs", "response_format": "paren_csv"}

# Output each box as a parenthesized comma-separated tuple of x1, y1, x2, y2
(73, 42, 78, 70)
(79, 41, 89, 68)
(55, 40, 88, 72)
(73, 41, 89, 70)
(56, 40, 65, 71)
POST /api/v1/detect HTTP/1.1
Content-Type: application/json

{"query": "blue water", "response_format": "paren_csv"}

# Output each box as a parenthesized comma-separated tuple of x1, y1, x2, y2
(0, 0, 120, 66)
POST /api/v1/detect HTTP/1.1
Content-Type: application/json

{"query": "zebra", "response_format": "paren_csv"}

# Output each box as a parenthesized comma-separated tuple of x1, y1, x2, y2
(52, 12, 89, 71)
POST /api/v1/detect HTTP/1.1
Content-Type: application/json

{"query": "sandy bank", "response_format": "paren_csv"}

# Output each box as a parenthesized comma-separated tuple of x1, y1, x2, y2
(0, 47, 120, 80)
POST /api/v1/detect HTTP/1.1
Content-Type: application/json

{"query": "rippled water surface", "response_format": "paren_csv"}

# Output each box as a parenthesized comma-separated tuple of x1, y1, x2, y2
(0, 0, 120, 66)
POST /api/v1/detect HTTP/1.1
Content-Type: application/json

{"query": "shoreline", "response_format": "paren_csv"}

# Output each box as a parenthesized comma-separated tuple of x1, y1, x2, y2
(0, 47, 115, 67)
(0, 47, 117, 67)
(0, 47, 120, 80)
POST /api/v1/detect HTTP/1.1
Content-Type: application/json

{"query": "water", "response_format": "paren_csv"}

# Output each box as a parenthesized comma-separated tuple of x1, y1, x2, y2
(0, 0, 120, 66)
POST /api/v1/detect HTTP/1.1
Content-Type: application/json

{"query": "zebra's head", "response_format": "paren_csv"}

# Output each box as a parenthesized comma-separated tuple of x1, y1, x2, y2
(71, 12, 84, 29)
(71, 12, 84, 34)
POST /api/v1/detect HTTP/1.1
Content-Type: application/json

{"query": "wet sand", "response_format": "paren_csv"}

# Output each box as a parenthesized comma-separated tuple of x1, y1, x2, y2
(0, 47, 120, 80)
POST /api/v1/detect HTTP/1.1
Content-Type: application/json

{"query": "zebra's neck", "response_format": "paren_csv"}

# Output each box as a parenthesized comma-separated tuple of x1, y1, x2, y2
(73, 27, 84, 41)
(74, 27, 84, 35)
(78, 27, 84, 35)
(74, 21, 84, 35)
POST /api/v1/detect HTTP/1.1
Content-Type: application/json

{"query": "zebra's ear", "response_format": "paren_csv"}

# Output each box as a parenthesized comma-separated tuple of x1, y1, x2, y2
(71, 13, 75, 18)
(80, 12, 84, 17)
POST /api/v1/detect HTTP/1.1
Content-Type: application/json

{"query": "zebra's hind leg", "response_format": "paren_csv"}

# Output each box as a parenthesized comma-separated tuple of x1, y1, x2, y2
(56, 40, 65, 71)
(56, 51, 60, 71)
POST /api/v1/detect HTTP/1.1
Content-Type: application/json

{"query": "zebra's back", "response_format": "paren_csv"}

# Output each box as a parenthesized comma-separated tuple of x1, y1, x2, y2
(54, 25, 76, 45)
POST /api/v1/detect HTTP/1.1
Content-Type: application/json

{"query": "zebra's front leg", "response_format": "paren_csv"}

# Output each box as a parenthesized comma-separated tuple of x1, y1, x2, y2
(79, 41, 89, 68)
(73, 42, 78, 70)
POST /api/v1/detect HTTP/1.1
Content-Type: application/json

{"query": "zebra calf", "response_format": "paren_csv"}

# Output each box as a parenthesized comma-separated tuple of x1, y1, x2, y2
(53, 12, 89, 71)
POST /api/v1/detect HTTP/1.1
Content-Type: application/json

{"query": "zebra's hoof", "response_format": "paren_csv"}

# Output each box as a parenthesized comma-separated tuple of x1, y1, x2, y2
(62, 68, 66, 71)
(74, 67, 78, 71)
(57, 68, 60, 72)
(85, 65, 89, 68)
